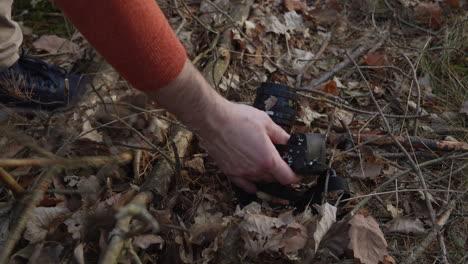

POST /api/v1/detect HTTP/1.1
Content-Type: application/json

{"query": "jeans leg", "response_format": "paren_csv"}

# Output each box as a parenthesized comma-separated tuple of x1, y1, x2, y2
(0, 0, 22, 71)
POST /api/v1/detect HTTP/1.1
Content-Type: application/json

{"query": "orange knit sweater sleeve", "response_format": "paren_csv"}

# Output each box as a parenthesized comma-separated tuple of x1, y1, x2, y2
(54, 0, 187, 91)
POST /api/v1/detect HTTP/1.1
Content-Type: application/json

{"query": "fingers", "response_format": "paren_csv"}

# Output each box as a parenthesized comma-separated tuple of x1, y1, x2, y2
(266, 121, 290, 145)
(230, 177, 257, 193)
(270, 152, 301, 185)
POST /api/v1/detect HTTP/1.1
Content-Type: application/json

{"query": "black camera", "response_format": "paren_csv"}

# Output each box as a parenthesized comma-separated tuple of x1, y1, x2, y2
(244, 83, 349, 208)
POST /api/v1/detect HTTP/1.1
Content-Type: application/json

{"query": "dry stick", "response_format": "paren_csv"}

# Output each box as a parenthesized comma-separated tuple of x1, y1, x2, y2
(327, 133, 468, 152)
(206, 0, 294, 76)
(0, 166, 62, 264)
(0, 167, 25, 196)
(351, 152, 468, 213)
(306, 36, 386, 89)
(401, 200, 456, 264)
(0, 125, 56, 158)
(99, 192, 154, 264)
(346, 151, 438, 159)
(347, 52, 448, 263)
(0, 152, 132, 168)
(0, 61, 123, 263)
(298, 92, 423, 119)
(296, 34, 331, 87)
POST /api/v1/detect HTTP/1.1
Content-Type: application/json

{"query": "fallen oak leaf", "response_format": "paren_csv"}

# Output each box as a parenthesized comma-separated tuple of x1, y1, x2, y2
(414, 3, 442, 29)
(284, 0, 307, 12)
(312, 203, 337, 252)
(24, 206, 71, 243)
(363, 52, 393, 73)
(387, 216, 426, 235)
(348, 214, 388, 264)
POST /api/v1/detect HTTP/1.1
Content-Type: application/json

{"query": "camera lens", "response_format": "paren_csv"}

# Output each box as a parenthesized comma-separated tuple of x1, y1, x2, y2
(253, 83, 298, 133)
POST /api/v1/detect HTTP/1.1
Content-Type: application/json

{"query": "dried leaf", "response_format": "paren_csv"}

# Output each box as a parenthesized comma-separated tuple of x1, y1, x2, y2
(73, 243, 85, 264)
(322, 81, 338, 96)
(284, 11, 304, 31)
(298, 104, 327, 126)
(239, 210, 307, 256)
(189, 202, 224, 246)
(414, 3, 442, 29)
(312, 203, 337, 252)
(185, 156, 206, 174)
(77, 175, 101, 204)
(386, 204, 402, 218)
(24, 207, 70, 243)
(363, 52, 393, 72)
(349, 159, 384, 179)
(265, 15, 288, 34)
(284, 0, 307, 12)
(387, 217, 426, 235)
(317, 215, 352, 258)
(333, 109, 354, 128)
(133, 234, 164, 249)
(33, 35, 79, 54)
(287, 48, 313, 72)
(348, 214, 388, 264)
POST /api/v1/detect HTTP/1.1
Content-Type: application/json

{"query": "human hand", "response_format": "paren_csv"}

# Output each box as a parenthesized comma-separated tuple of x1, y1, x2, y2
(198, 101, 301, 193)
(147, 60, 300, 192)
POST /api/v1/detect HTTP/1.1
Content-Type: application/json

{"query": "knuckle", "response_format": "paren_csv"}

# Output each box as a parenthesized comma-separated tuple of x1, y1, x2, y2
(259, 156, 275, 171)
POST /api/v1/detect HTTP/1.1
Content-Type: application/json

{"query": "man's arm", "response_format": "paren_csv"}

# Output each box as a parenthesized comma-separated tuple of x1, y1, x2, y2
(55, 0, 300, 192)
(148, 60, 300, 192)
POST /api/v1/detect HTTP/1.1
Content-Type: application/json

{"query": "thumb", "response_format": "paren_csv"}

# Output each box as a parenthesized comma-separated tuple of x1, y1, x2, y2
(267, 121, 290, 145)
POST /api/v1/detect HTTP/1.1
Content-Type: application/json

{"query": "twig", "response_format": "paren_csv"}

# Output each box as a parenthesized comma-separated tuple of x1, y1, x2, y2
(0, 167, 25, 196)
(133, 150, 142, 181)
(0, 167, 62, 264)
(351, 152, 468, 213)
(99, 192, 154, 264)
(0, 125, 56, 158)
(346, 151, 438, 159)
(306, 36, 386, 89)
(401, 200, 456, 264)
(296, 34, 331, 87)
(341, 189, 465, 202)
(347, 52, 447, 262)
(173, 0, 186, 36)
(0, 152, 132, 168)
(206, 0, 294, 76)
(327, 133, 468, 152)
(358, 65, 412, 79)
(297, 92, 423, 119)
(383, 0, 437, 36)
(294, 88, 348, 104)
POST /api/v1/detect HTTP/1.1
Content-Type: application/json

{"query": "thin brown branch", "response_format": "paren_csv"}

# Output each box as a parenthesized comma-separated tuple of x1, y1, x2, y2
(99, 192, 154, 264)
(306, 35, 386, 89)
(0, 167, 62, 264)
(0, 152, 133, 168)
(351, 152, 468, 213)
(327, 133, 468, 152)
(0, 167, 25, 196)
(401, 200, 456, 264)
(347, 52, 448, 262)
(297, 92, 423, 119)
(296, 34, 331, 87)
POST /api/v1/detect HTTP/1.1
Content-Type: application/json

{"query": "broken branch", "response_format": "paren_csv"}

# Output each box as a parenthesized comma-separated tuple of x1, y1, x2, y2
(0, 152, 133, 168)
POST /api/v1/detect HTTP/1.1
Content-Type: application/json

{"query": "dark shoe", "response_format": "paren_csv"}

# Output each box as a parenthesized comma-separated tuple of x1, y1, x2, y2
(0, 54, 88, 111)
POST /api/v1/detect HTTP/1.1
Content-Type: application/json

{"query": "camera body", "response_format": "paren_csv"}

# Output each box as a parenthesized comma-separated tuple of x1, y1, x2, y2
(248, 82, 349, 207)
(253, 82, 329, 176)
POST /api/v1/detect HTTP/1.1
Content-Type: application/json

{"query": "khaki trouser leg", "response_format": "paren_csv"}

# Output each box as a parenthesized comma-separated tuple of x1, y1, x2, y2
(0, 0, 22, 71)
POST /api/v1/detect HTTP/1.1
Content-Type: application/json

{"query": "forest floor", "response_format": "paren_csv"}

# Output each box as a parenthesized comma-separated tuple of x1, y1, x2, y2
(0, 0, 467, 263)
